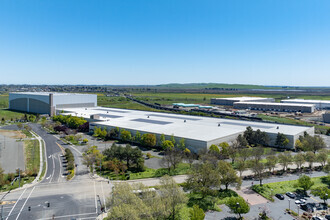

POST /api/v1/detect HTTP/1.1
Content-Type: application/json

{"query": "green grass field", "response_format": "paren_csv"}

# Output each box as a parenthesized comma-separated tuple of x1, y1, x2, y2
(252, 176, 328, 201)
(24, 139, 40, 176)
(258, 114, 329, 132)
(0, 109, 29, 121)
(99, 163, 191, 180)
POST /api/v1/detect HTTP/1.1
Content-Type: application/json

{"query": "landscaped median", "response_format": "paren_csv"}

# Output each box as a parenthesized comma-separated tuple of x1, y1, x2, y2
(64, 148, 75, 180)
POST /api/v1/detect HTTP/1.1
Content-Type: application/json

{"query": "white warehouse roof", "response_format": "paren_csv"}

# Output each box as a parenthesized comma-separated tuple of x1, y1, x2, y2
(212, 97, 272, 101)
(281, 99, 330, 105)
(60, 107, 312, 143)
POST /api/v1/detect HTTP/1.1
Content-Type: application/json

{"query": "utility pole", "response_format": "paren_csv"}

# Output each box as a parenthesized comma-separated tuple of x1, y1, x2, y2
(18, 168, 21, 187)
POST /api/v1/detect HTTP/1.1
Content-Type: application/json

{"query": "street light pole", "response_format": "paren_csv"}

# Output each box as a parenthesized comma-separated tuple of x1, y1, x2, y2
(288, 199, 291, 211)
(236, 202, 241, 219)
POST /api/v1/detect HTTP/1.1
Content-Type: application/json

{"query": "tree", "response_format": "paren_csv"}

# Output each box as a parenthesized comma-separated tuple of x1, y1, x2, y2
(108, 183, 152, 220)
(0, 165, 4, 187)
(305, 151, 316, 169)
(140, 133, 156, 148)
(82, 146, 103, 173)
(217, 161, 242, 190)
(161, 148, 182, 171)
(301, 135, 326, 153)
(120, 129, 132, 142)
(249, 160, 266, 185)
(170, 135, 176, 146)
(296, 175, 314, 194)
(237, 134, 248, 149)
(275, 133, 289, 148)
(17, 123, 23, 130)
(209, 144, 220, 156)
(159, 133, 166, 146)
(219, 142, 230, 159)
(238, 148, 251, 162)
(162, 140, 174, 151)
(190, 205, 205, 220)
(177, 138, 185, 150)
(265, 155, 278, 173)
(186, 163, 221, 197)
(278, 151, 292, 172)
(236, 159, 246, 177)
(134, 131, 141, 143)
(316, 149, 329, 167)
(243, 126, 254, 145)
(311, 186, 330, 204)
(226, 197, 250, 219)
(228, 140, 239, 164)
(159, 175, 187, 220)
(294, 152, 305, 171)
(295, 139, 304, 151)
(251, 147, 264, 164)
(253, 129, 269, 146)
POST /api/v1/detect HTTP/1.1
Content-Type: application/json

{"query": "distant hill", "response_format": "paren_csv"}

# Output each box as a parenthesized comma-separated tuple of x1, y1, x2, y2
(155, 83, 288, 90)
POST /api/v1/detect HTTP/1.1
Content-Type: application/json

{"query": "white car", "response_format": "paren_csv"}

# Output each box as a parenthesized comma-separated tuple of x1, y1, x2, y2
(295, 199, 307, 204)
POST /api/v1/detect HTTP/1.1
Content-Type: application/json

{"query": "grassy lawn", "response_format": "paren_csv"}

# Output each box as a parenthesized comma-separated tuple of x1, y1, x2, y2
(98, 96, 162, 111)
(258, 114, 329, 132)
(187, 189, 240, 211)
(99, 163, 191, 180)
(0, 109, 28, 121)
(0, 176, 34, 192)
(252, 176, 329, 201)
(21, 129, 33, 138)
(24, 139, 40, 176)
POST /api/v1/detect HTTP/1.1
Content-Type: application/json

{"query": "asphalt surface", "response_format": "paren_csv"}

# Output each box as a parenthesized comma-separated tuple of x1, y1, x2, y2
(0, 124, 110, 220)
(0, 133, 25, 173)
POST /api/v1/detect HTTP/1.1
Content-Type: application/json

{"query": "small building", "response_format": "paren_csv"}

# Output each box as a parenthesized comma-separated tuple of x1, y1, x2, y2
(211, 97, 275, 106)
(281, 99, 330, 110)
(323, 112, 330, 123)
(233, 101, 315, 113)
(9, 92, 97, 115)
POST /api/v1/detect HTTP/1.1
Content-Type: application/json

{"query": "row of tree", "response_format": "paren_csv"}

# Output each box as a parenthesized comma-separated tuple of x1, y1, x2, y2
(52, 115, 87, 129)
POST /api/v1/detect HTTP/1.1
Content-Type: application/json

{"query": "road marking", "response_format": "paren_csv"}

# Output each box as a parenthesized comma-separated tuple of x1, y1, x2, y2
(46, 175, 51, 180)
(15, 186, 36, 220)
(310, 196, 320, 202)
(35, 212, 97, 220)
(101, 181, 106, 211)
(5, 188, 27, 220)
(50, 154, 55, 183)
(93, 181, 97, 213)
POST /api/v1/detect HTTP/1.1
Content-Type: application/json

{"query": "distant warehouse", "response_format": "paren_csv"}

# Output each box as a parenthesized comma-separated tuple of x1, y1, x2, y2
(9, 92, 97, 115)
(211, 97, 275, 106)
(281, 99, 330, 110)
(233, 102, 315, 113)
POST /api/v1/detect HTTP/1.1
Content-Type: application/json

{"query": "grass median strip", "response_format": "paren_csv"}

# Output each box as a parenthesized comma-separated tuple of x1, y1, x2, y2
(24, 139, 40, 176)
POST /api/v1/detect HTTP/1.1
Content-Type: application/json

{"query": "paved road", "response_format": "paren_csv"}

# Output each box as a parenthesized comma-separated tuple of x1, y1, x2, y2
(0, 124, 110, 220)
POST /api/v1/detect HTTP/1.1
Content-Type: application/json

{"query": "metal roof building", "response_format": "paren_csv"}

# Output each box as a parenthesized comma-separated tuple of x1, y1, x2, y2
(9, 92, 97, 115)
(281, 99, 330, 110)
(233, 101, 315, 113)
(211, 97, 275, 106)
(59, 107, 314, 152)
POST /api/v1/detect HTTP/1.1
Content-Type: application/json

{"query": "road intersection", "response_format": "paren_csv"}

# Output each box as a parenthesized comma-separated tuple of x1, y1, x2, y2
(1, 124, 110, 220)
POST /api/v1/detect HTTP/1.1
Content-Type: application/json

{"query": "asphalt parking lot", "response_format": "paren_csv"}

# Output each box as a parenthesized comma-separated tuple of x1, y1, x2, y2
(205, 190, 329, 220)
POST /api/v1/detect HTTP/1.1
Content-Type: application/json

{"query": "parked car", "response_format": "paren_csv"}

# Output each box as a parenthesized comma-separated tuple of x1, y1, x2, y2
(301, 203, 314, 212)
(275, 194, 284, 200)
(312, 217, 324, 220)
(325, 215, 330, 220)
(286, 192, 296, 199)
(295, 199, 307, 204)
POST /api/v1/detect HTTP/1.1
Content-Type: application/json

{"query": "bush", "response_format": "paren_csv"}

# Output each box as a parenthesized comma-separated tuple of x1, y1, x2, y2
(146, 152, 152, 159)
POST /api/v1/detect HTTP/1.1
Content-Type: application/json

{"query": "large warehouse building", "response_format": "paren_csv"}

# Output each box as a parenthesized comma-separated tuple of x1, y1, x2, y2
(233, 101, 315, 113)
(281, 99, 330, 110)
(59, 107, 314, 152)
(211, 97, 275, 106)
(9, 92, 97, 115)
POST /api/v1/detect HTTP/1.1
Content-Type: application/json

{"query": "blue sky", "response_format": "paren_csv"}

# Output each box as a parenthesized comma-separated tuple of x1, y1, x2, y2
(0, 0, 329, 86)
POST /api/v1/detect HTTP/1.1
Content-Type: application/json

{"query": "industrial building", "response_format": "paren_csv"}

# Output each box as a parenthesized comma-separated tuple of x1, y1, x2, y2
(9, 92, 97, 115)
(211, 97, 275, 106)
(323, 112, 330, 123)
(281, 99, 330, 110)
(59, 107, 314, 151)
(233, 101, 315, 113)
